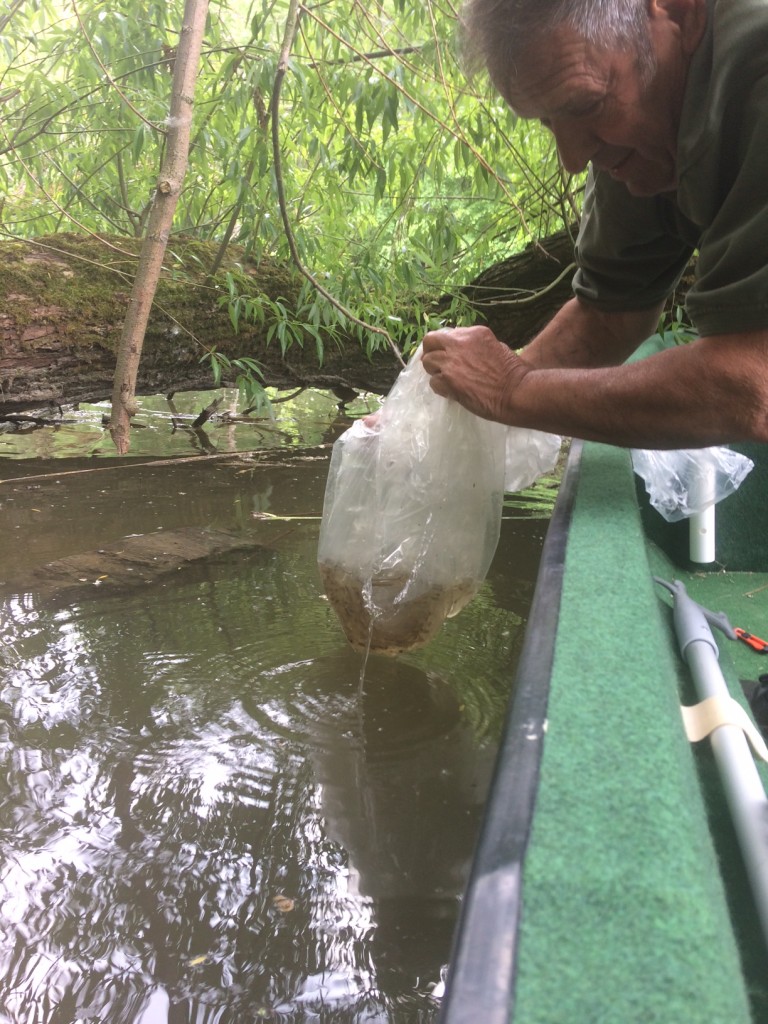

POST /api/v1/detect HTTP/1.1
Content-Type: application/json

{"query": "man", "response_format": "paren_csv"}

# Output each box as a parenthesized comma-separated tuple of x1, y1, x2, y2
(421, 0, 768, 449)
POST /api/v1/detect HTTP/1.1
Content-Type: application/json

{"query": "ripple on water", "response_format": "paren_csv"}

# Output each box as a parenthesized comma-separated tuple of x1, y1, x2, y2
(242, 651, 464, 753)
(0, 637, 486, 1023)
(0, 503, 523, 1023)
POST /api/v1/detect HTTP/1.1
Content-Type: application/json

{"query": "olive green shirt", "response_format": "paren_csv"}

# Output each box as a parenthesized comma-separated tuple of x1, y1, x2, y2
(573, 0, 768, 336)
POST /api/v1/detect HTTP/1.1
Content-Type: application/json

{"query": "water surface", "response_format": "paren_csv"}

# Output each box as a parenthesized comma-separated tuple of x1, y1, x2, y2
(0, 389, 551, 1022)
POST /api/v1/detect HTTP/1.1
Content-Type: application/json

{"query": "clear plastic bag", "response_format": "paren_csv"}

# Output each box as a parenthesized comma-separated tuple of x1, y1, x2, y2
(505, 427, 562, 493)
(630, 446, 754, 522)
(318, 345, 560, 655)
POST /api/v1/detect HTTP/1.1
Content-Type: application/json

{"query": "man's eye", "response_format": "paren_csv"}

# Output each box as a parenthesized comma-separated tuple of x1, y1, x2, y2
(572, 99, 603, 117)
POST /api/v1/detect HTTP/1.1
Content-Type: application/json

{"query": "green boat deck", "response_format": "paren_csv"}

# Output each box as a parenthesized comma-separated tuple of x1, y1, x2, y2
(513, 439, 768, 1024)
(438, 333, 768, 1024)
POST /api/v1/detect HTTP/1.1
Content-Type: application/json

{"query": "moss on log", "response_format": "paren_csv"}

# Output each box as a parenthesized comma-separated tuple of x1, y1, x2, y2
(0, 234, 404, 412)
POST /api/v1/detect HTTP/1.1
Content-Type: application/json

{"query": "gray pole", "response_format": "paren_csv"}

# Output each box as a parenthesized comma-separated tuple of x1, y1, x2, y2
(657, 578, 768, 949)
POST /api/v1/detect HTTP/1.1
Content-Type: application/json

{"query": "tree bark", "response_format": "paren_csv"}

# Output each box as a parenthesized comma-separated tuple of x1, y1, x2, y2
(109, 0, 209, 454)
(447, 228, 578, 345)
(446, 226, 696, 344)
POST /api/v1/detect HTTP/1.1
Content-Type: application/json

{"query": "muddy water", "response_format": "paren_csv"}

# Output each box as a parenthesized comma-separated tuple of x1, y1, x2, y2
(0, 391, 550, 1023)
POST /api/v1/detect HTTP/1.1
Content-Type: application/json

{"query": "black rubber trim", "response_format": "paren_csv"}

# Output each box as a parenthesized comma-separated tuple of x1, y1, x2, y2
(438, 439, 584, 1024)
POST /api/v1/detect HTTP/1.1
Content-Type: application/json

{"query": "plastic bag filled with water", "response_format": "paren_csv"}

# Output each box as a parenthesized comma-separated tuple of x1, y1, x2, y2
(318, 344, 561, 655)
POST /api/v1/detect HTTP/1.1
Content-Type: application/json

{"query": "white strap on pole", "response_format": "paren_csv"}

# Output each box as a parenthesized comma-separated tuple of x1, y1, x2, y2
(681, 695, 768, 762)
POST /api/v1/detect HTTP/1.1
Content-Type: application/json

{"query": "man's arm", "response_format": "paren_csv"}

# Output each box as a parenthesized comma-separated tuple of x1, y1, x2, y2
(519, 297, 665, 369)
(421, 300, 768, 449)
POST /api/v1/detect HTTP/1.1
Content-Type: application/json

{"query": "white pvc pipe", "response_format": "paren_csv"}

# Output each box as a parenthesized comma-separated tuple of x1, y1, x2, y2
(688, 453, 717, 563)
(689, 505, 716, 564)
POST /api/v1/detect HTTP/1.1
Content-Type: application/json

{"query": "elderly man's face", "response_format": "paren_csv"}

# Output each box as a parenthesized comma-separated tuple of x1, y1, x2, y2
(497, 19, 696, 198)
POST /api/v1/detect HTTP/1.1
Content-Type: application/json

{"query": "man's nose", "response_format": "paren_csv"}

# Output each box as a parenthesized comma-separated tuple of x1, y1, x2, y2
(550, 120, 594, 175)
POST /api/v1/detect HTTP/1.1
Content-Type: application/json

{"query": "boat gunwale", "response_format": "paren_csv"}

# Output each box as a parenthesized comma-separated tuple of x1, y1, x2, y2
(437, 439, 584, 1024)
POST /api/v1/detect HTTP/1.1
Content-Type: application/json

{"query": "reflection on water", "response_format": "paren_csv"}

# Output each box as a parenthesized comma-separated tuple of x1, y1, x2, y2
(0, 394, 548, 1023)
(0, 387, 376, 462)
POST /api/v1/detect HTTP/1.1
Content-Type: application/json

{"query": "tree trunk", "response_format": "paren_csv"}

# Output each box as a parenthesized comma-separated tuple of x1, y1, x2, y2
(445, 227, 696, 344)
(109, 0, 209, 454)
(447, 228, 578, 344)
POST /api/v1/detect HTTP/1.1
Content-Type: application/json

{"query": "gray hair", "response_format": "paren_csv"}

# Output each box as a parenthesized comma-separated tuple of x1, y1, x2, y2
(460, 0, 656, 87)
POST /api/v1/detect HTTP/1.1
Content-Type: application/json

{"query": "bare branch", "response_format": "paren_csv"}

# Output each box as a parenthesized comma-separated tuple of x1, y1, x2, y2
(0, 0, 26, 35)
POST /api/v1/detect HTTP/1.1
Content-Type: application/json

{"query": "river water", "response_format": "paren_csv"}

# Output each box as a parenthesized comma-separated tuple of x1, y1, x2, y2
(0, 389, 553, 1023)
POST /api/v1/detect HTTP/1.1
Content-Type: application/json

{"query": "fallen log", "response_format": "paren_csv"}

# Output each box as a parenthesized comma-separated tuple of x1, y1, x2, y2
(0, 231, 695, 414)
(0, 234, 403, 413)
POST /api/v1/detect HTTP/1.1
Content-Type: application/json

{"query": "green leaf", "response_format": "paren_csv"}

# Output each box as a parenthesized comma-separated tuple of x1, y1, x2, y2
(132, 123, 146, 163)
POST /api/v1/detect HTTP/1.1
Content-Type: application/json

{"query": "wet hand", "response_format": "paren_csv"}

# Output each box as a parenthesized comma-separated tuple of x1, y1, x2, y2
(421, 326, 528, 423)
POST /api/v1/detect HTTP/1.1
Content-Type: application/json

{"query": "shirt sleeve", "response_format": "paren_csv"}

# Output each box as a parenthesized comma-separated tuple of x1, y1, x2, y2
(572, 169, 695, 313)
(685, 77, 768, 336)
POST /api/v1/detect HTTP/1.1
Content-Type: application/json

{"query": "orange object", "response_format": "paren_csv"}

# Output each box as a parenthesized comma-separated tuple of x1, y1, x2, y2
(735, 627, 768, 653)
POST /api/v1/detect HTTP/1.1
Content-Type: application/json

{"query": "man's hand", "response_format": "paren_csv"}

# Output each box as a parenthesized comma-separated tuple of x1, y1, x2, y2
(421, 325, 529, 424)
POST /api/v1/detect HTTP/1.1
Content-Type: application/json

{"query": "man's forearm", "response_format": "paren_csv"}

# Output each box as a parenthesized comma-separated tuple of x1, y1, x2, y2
(421, 316, 768, 449)
(520, 297, 665, 370)
(510, 330, 768, 448)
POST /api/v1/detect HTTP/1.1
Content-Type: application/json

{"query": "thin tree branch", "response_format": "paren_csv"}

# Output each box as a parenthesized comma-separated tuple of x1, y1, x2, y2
(271, 0, 404, 367)
(307, 45, 423, 68)
(467, 261, 577, 308)
(0, 0, 26, 35)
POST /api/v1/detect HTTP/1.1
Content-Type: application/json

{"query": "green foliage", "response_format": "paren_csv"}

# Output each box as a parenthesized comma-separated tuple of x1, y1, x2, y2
(658, 304, 697, 344)
(201, 345, 270, 413)
(0, 0, 580, 364)
(219, 270, 349, 364)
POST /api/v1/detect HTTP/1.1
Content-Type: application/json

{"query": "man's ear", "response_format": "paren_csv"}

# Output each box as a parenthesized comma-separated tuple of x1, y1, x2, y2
(649, 0, 708, 55)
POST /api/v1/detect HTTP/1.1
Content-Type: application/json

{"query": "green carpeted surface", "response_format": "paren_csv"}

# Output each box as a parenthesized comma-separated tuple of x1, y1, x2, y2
(648, 546, 768, 1024)
(513, 442, 764, 1024)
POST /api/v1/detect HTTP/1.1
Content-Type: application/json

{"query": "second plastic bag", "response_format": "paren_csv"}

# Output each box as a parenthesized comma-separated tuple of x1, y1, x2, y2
(318, 344, 560, 655)
(630, 446, 754, 522)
